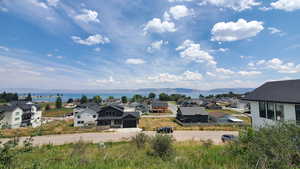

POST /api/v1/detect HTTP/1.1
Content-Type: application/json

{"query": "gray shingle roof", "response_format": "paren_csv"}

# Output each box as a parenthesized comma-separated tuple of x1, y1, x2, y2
(242, 79, 300, 104)
(178, 107, 208, 116)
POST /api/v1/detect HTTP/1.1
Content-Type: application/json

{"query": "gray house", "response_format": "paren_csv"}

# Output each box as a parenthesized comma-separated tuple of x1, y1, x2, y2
(243, 79, 300, 128)
(177, 107, 209, 124)
(0, 101, 42, 129)
(74, 103, 140, 128)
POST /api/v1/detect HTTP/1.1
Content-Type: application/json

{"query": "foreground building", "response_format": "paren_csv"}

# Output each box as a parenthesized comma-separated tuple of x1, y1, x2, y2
(0, 101, 42, 129)
(243, 79, 300, 128)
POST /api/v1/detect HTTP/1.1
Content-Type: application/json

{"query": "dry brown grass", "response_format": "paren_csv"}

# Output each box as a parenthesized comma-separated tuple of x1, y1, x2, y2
(139, 117, 245, 131)
(0, 120, 108, 138)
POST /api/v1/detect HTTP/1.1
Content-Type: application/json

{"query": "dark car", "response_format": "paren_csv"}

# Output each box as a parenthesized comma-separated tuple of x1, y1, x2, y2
(156, 127, 173, 134)
(221, 134, 237, 143)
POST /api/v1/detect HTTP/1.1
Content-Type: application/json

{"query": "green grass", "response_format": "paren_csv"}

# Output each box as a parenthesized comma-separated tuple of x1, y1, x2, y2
(10, 141, 244, 169)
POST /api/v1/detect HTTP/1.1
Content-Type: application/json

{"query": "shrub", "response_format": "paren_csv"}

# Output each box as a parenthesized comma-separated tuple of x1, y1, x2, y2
(0, 137, 19, 168)
(229, 123, 300, 169)
(150, 134, 174, 159)
(131, 132, 149, 149)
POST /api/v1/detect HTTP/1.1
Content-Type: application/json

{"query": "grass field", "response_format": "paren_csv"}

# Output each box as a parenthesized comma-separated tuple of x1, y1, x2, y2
(8, 141, 243, 169)
(0, 120, 108, 138)
(139, 117, 247, 131)
(42, 108, 73, 117)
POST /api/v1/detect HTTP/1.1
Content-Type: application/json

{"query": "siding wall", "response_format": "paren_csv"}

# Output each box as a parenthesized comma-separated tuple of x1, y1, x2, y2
(74, 108, 98, 127)
(250, 101, 296, 129)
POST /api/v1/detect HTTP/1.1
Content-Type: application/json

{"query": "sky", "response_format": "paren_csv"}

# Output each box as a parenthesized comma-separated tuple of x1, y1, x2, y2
(0, 0, 300, 90)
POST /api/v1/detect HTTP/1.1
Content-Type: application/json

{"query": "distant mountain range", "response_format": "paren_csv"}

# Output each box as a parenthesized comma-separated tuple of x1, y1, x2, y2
(0, 88, 254, 95)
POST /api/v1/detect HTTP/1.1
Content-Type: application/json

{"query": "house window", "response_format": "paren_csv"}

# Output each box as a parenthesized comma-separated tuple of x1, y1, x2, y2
(295, 105, 300, 125)
(93, 115, 96, 118)
(259, 102, 266, 118)
(115, 120, 122, 124)
(275, 104, 284, 121)
(77, 115, 81, 119)
(267, 103, 275, 120)
(15, 112, 20, 116)
(77, 121, 84, 124)
(15, 117, 20, 121)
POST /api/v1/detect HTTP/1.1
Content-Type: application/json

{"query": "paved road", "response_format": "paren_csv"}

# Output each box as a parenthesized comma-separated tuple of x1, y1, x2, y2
(0, 131, 238, 146)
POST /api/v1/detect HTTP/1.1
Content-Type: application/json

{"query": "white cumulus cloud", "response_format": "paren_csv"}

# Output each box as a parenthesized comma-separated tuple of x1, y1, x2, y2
(144, 18, 176, 34)
(168, 5, 193, 20)
(71, 34, 110, 46)
(211, 19, 264, 42)
(147, 71, 203, 83)
(249, 58, 300, 73)
(271, 0, 300, 11)
(199, 0, 260, 11)
(75, 9, 100, 23)
(125, 58, 145, 65)
(176, 40, 217, 65)
(147, 40, 168, 53)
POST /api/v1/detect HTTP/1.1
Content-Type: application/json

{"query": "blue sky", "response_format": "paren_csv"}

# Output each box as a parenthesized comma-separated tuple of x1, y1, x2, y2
(0, 0, 300, 90)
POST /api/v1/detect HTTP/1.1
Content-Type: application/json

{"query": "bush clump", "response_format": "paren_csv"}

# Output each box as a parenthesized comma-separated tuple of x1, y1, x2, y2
(131, 132, 149, 149)
(150, 134, 174, 159)
(229, 123, 300, 169)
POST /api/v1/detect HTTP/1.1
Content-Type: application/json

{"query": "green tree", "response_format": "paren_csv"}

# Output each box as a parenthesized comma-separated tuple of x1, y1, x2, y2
(55, 97, 62, 109)
(45, 104, 51, 111)
(108, 96, 114, 99)
(25, 93, 32, 102)
(121, 96, 128, 103)
(148, 92, 156, 99)
(67, 98, 74, 103)
(159, 93, 169, 101)
(93, 96, 102, 104)
(132, 94, 143, 102)
(80, 95, 88, 104)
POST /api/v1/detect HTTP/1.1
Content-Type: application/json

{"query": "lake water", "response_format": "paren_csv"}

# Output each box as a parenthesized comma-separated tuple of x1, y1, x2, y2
(20, 92, 203, 102)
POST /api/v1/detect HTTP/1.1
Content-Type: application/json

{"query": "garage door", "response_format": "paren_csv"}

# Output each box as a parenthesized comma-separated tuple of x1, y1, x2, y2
(123, 120, 137, 128)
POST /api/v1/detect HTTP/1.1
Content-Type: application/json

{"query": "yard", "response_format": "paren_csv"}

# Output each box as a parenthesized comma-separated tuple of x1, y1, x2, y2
(139, 117, 247, 131)
(42, 108, 73, 117)
(0, 120, 108, 138)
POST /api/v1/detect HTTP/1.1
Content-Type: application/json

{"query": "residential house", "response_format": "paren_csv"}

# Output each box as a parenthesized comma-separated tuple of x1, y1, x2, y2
(0, 101, 42, 129)
(242, 79, 300, 128)
(177, 107, 209, 124)
(209, 111, 243, 123)
(150, 100, 168, 113)
(205, 102, 222, 110)
(97, 105, 140, 128)
(128, 102, 149, 114)
(74, 103, 100, 127)
(74, 103, 140, 128)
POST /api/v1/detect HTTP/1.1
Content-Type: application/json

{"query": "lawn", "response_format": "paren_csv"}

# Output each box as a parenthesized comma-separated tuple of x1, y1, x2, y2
(139, 117, 247, 131)
(0, 120, 108, 138)
(8, 141, 244, 169)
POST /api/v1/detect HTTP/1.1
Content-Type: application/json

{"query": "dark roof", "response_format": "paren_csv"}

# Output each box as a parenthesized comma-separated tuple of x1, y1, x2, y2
(178, 107, 208, 116)
(0, 105, 17, 114)
(152, 101, 168, 107)
(242, 79, 300, 104)
(10, 101, 40, 111)
(77, 103, 102, 112)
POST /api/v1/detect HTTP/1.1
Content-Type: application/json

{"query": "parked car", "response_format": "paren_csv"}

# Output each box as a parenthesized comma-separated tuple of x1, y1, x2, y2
(221, 134, 237, 143)
(156, 127, 173, 134)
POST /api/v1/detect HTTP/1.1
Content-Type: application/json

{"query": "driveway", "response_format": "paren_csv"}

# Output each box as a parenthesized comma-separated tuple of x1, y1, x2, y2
(0, 130, 238, 146)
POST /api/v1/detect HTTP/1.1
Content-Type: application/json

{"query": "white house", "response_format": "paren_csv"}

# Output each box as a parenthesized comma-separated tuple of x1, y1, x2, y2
(243, 79, 300, 128)
(73, 103, 99, 127)
(0, 101, 42, 129)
